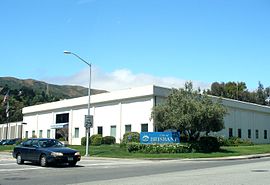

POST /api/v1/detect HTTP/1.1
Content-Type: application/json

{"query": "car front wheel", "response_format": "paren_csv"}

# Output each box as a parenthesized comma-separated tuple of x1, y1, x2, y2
(40, 154, 48, 167)
(16, 153, 24, 165)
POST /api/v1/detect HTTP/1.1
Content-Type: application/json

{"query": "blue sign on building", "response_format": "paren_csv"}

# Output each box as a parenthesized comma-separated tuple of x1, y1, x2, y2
(140, 132, 180, 144)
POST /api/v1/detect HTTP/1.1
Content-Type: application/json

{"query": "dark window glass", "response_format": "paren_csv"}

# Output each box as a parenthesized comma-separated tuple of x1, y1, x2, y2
(141, 124, 148, 132)
(229, 128, 233, 137)
(256, 130, 259, 139)
(125, 125, 131, 133)
(32, 140, 39, 147)
(264, 130, 267, 139)
(23, 139, 32, 147)
(56, 113, 69, 123)
(97, 126, 103, 136)
(238, 129, 241, 138)
(248, 129, 251, 139)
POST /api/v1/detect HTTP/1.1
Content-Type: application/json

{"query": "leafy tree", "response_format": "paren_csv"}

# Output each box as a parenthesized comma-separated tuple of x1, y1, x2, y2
(256, 81, 266, 105)
(207, 81, 270, 106)
(152, 82, 227, 141)
(208, 82, 225, 97)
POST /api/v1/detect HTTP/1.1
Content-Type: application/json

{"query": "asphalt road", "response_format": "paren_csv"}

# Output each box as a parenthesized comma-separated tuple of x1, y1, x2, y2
(0, 153, 270, 185)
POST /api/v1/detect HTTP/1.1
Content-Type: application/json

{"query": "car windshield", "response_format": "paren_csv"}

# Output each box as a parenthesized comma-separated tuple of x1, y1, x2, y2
(38, 139, 64, 148)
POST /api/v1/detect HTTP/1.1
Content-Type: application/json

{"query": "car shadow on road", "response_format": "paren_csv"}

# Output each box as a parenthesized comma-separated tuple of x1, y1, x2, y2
(23, 162, 84, 168)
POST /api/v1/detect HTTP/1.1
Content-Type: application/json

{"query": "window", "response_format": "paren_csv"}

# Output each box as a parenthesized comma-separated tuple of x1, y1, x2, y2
(238, 129, 241, 138)
(39, 130, 43, 138)
(141, 124, 148, 132)
(47, 129, 51, 138)
(229, 128, 233, 138)
(25, 131, 28, 138)
(264, 130, 267, 139)
(32, 130, 36, 138)
(110, 125, 116, 138)
(97, 126, 103, 136)
(125, 125, 131, 133)
(256, 130, 259, 139)
(248, 129, 251, 139)
(32, 140, 39, 147)
(56, 113, 69, 123)
(23, 139, 32, 147)
(75, 128, 79, 138)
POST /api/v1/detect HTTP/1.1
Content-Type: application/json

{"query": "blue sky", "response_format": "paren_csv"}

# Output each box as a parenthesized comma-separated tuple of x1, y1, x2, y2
(1, 0, 269, 91)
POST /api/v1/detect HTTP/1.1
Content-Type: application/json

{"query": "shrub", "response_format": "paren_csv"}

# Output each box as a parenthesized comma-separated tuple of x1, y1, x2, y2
(127, 143, 191, 153)
(180, 133, 189, 143)
(102, 136, 116, 145)
(122, 132, 140, 144)
(58, 137, 65, 141)
(218, 137, 253, 146)
(81, 137, 90, 146)
(191, 136, 220, 153)
(90, 134, 102, 146)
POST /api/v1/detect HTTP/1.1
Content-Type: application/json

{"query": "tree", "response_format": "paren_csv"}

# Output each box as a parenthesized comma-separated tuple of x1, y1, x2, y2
(152, 82, 227, 141)
(208, 82, 225, 97)
(256, 81, 266, 105)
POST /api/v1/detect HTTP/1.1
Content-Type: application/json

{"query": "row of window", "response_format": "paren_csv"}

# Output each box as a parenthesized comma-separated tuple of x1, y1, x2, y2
(97, 124, 149, 137)
(26, 129, 80, 139)
(229, 128, 268, 139)
(25, 130, 51, 138)
(25, 123, 149, 139)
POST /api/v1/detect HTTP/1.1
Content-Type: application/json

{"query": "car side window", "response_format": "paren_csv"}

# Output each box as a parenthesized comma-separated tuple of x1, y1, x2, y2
(32, 140, 39, 147)
(23, 140, 32, 147)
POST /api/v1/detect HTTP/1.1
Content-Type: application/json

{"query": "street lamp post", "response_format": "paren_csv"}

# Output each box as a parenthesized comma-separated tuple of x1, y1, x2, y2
(64, 51, 92, 156)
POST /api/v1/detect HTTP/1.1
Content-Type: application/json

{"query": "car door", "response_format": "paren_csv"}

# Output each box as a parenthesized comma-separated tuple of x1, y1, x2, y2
(20, 139, 33, 161)
(29, 140, 41, 162)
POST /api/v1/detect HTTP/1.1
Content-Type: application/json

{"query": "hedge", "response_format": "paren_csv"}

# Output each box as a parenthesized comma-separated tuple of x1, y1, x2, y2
(191, 136, 220, 153)
(90, 134, 102, 146)
(81, 135, 116, 146)
(102, 136, 116, 145)
(127, 143, 192, 153)
(122, 132, 140, 144)
(218, 136, 253, 146)
(81, 137, 90, 146)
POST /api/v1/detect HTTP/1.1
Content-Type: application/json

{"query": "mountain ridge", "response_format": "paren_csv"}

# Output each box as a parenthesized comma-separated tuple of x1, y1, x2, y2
(0, 76, 107, 123)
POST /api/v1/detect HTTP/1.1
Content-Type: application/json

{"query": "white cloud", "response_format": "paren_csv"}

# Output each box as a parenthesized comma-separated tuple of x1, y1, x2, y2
(45, 67, 210, 91)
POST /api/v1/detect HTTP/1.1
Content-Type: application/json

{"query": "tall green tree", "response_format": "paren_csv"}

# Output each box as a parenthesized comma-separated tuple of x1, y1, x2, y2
(256, 81, 266, 105)
(152, 82, 227, 140)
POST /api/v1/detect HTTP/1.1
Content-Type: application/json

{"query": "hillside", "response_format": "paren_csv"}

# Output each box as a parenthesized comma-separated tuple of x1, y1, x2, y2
(0, 77, 107, 123)
(0, 77, 106, 98)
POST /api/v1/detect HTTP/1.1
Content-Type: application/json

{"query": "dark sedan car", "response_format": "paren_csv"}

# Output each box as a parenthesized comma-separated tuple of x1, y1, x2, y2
(0, 139, 7, 145)
(1, 139, 18, 145)
(13, 138, 81, 167)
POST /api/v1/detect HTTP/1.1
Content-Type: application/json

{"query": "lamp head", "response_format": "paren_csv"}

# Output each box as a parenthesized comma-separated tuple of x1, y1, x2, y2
(63, 51, 71, 54)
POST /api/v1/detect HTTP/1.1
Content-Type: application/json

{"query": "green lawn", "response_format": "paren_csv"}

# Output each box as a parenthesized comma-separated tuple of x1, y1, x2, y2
(70, 144, 270, 159)
(2, 144, 270, 159)
(0, 145, 15, 152)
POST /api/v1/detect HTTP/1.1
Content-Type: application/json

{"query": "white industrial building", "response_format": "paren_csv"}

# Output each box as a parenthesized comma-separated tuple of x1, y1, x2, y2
(1, 85, 270, 144)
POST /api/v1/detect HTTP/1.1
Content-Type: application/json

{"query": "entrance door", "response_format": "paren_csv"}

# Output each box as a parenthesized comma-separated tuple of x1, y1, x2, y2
(55, 125, 69, 141)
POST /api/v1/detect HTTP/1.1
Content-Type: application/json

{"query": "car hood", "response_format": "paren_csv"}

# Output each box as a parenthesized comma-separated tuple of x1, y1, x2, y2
(43, 147, 77, 154)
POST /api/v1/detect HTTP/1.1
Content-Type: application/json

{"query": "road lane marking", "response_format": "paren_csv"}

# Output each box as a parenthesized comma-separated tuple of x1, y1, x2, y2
(0, 163, 17, 166)
(0, 167, 44, 172)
